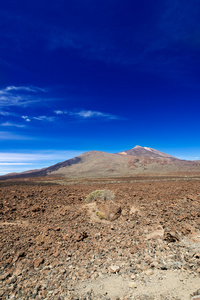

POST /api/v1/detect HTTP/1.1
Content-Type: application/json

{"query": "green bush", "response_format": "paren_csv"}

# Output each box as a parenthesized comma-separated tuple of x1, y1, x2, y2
(85, 189, 114, 203)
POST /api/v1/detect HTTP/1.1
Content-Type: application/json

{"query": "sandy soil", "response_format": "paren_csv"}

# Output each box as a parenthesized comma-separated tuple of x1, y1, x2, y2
(76, 270, 200, 299)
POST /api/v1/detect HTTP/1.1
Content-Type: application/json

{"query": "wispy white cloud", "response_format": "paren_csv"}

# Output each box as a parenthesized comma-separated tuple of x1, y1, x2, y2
(0, 163, 33, 165)
(75, 110, 118, 119)
(0, 150, 84, 175)
(0, 111, 11, 116)
(0, 150, 83, 162)
(177, 155, 200, 161)
(4, 86, 35, 93)
(54, 109, 121, 120)
(54, 110, 64, 115)
(0, 86, 57, 130)
(1, 85, 46, 93)
(0, 85, 46, 108)
(0, 131, 32, 140)
(33, 116, 55, 122)
(22, 115, 55, 122)
(0, 121, 26, 128)
(21, 116, 31, 122)
(0, 168, 32, 175)
(2, 115, 55, 125)
(0, 94, 25, 107)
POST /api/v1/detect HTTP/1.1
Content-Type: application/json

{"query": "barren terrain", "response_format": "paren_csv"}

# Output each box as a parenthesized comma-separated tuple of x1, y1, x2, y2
(1, 175, 200, 299)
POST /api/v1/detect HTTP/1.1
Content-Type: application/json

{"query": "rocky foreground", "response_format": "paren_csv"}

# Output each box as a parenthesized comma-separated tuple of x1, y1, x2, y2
(0, 176, 200, 299)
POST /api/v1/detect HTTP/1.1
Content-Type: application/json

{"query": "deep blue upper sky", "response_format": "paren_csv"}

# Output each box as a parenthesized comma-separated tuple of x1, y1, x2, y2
(0, 0, 200, 174)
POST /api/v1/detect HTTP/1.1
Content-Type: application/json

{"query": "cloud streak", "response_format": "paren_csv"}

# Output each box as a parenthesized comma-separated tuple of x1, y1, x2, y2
(0, 150, 84, 175)
(0, 85, 46, 94)
(0, 111, 11, 116)
(0, 85, 46, 108)
(0, 131, 32, 140)
(4, 86, 42, 93)
(75, 110, 118, 119)
(0, 122, 26, 128)
(0, 163, 33, 165)
(33, 116, 55, 122)
(0, 150, 83, 162)
(54, 109, 121, 120)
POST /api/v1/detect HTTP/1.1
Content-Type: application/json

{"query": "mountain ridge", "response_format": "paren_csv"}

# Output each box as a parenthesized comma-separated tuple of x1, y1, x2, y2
(0, 146, 199, 180)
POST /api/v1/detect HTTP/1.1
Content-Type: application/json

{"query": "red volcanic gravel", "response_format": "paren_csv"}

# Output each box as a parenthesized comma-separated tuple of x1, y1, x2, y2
(0, 176, 200, 299)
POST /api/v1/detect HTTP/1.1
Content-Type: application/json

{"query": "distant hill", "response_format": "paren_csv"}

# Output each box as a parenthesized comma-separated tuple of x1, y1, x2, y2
(1, 146, 200, 180)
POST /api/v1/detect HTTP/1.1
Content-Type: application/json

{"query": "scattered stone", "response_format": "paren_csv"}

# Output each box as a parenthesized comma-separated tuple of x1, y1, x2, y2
(34, 258, 44, 268)
(191, 289, 200, 299)
(173, 261, 183, 269)
(150, 261, 159, 268)
(0, 271, 12, 281)
(164, 229, 180, 243)
(32, 206, 42, 212)
(160, 265, 168, 270)
(145, 270, 154, 276)
(76, 231, 88, 242)
(129, 282, 137, 289)
(108, 265, 120, 273)
(13, 268, 22, 276)
(96, 201, 121, 221)
(13, 251, 26, 263)
(0, 290, 5, 297)
(53, 250, 60, 257)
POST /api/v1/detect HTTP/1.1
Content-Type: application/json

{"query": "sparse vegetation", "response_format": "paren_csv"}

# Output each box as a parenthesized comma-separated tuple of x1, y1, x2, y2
(85, 189, 114, 203)
(96, 211, 107, 220)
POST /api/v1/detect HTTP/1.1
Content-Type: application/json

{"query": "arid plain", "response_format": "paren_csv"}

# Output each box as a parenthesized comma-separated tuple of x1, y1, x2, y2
(1, 173, 200, 299)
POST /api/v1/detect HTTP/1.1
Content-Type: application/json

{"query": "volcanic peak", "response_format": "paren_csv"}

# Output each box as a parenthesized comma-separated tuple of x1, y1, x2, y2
(119, 145, 178, 160)
(133, 145, 143, 149)
(133, 145, 156, 151)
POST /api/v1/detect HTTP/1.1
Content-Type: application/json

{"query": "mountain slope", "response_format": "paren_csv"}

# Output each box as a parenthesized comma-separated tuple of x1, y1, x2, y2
(1, 146, 200, 180)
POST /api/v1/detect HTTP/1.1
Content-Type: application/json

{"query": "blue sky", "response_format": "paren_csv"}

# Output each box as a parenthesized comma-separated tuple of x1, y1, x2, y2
(0, 0, 200, 174)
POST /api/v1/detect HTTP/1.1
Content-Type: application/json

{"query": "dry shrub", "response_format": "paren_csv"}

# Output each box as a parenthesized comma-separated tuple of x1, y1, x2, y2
(85, 189, 121, 221)
(96, 211, 107, 220)
(85, 189, 114, 203)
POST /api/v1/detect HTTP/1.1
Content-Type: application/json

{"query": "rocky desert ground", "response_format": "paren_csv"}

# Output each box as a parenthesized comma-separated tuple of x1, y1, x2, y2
(1, 175, 200, 299)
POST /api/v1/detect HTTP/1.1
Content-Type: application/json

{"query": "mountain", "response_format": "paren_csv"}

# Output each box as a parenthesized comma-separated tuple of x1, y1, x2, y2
(1, 146, 200, 180)
(118, 145, 178, 159)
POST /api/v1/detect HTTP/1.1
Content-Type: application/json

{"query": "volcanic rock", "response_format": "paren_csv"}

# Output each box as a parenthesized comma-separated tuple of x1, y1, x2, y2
(34, 258, 44, 268)
(164, 229, 180, 243)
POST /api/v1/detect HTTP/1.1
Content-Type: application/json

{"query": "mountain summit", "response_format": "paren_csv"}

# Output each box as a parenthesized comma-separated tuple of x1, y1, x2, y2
(118, 145, 178, 159)
(1, 146, 200, 180)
